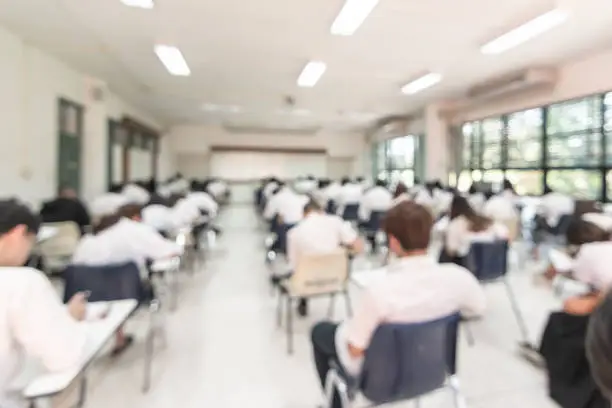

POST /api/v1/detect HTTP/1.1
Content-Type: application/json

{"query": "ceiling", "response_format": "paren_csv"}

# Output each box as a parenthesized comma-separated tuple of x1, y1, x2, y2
(1, 0, 612, 132)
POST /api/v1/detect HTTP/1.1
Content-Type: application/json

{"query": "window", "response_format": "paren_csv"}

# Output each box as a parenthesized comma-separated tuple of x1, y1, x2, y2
(481, 119, 503, 169)
(387, 136, 415, 169)
(376, 135, 418, 187)
(505, 170, 544, 196)
(547, 131, 602, 167)
(462, 123, 474, 169)
(547, 96, 602, 134)
(547, 170, 602, 200)
(507, 108, 543, 168)
(482, 169, 505, 192)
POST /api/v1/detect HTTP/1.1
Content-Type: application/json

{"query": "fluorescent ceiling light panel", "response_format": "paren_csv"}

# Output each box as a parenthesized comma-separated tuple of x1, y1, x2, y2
(121, 0, 154, 9)
(481, 9, 568, 55)
(297, 61, 326, 87)
(154, 45, 190, 76)
(401, 72, 442, 95)
(201, 104, 242, 113)
(331, 0, 379, 36)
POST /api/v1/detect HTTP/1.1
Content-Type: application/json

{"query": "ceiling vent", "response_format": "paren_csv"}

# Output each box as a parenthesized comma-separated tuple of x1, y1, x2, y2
(223, 124, 321, 136)
(467, 67, 557, 102)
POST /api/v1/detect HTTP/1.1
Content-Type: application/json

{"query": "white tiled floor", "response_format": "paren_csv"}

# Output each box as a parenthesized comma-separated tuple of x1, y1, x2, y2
(82, 205, 562, 408)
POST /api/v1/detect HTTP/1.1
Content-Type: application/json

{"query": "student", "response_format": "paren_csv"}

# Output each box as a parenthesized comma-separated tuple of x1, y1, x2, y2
(40, 186, 91, 234)
(581, 212, 612, 233)
(310, 201, 486, 408)
(142, 202, 175, 233)
(0, 200, 87, 407)
(587, 291, 612, 400)
(185, 189, 219, 218)
(322, 179, 342, 211)
(263, 182, 308, 226)
(357, 179, 392, 222)
(263, 177, 280, 199)
(442, 195, 508, 265)
(90, 187, 131, 219)
(122, 183, 151, 205)
(171, 195, 202, 229)
(336, 177, 362, 217)
(391, 182, 410, 206)
(537, 186, 575, 231)
(206, 178, 228, 201)
(467, 184, 486, 212)
(483, 180, 520, 241)
(279, 200, 363, 316)
(413, 182, 434, 211)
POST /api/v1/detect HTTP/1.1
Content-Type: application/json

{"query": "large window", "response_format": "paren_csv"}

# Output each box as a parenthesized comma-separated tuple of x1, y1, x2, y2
(375, 135, 418, 187)
(461, 91, 612, 200)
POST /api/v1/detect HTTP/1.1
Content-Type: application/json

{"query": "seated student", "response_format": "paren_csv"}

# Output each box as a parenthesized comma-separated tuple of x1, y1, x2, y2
(122, 183, 151, 205)
(467, 183, 486, 212)
(185, 189, 219, 218)
(171, 194, 202, 229)
(310, 201, 486, 408)
(482, 179, 520, 241)
(263, 182, 308, 228)
(536, 186, 575, 233)
(413, 182, 435, 212)
(206, 178, 228, 201)
(391, 182, 411, 206)
(90, 186, 131, 219)
(441, 195, 508, 265)
(335, 177, 363, 218)
(358, 179, 392, 221)
(0, 200, 88, 407)
(142, 202, 175, 234)
(40, 186, 91, 234)
(321, 179, 342, 212)
(581, 212, 612, 233)
(586, 291, 612, 402)
(263, 177, 280, 200)
(276, 200, 364, 316)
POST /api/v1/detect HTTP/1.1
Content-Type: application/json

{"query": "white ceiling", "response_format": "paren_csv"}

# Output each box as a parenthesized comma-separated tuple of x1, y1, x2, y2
(1, 0, 612, 131)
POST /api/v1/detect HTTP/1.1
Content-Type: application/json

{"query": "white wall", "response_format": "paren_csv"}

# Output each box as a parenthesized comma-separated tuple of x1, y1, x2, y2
(0, 24, 168, 206)
(168, 125, 367, 178)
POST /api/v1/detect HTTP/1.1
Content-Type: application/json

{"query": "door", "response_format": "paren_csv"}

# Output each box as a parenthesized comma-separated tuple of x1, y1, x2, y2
(57, 99, 84, 194)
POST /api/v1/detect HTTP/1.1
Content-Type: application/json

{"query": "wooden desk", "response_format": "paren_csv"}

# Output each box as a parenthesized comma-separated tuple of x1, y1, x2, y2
(24, 299, 138, 406)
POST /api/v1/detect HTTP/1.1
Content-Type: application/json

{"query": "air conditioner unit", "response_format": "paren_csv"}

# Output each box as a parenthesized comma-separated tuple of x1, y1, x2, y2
(467, 67, 557, 102)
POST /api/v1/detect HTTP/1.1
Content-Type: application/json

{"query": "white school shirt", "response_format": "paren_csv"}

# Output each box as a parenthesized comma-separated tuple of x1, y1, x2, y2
(207, 181, 227, 199)
(71, 218, 182, 267)
(294, 179, 317, 195)
(185, 192, 218, 217)
(335, 255, 486, 376)
(121, 184, 150, 205)
(0, 267, 86, 408)
(445, 215, 509, 257)
(324, 182, 342, 203)
(263, 182, 279, 198)
(582, 212, 612, 232)
(264, 188, 308, 225)
(90, 193, 130, 217)
(538, 192, 575, 227)
(483, 193, 519, 222)
(468, 193, 486, 212)
(171, 199, 202, 229)
(358, 186, 393, 221)
(336, 184, 363, 215)
(286, 212, 358, 269)
(142, 204, 174, 232)
(572, 241, 612, 291)
(413, 189, 434, 210)
(433, 190, 454, 214)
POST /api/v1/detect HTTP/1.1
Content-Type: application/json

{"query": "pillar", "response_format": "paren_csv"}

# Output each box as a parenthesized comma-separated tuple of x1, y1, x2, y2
(424, 103, 450, 181)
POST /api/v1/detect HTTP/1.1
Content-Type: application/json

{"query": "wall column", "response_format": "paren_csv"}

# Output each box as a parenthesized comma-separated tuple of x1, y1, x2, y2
(424, 103, 450, 181)
(82, 78, 109, 201)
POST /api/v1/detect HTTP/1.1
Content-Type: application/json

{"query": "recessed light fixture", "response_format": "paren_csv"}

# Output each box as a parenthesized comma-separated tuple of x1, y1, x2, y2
(481, 9, 569, 55)
(297, 61, 327, 88)
(401, 72, 442, 95)
(120, 0, 154, 9)
(154, 45, 190, 76)
(331, 0, 379, 36)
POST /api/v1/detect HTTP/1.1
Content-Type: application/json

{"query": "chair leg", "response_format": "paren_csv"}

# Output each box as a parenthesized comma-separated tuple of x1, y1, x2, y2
(276, 292, 283, 328)
(503, 277, 530, 343)
(143, 301, 159, 393)
(328, 294, 336, 319)
(343, 290, 352, 318)
(286, 296, 294, 354)
(448, 375, 468, 408)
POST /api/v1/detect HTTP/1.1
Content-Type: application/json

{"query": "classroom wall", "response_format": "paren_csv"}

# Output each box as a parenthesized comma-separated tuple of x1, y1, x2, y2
(167, 125, 367, 178)
(0, 24, 167, 206)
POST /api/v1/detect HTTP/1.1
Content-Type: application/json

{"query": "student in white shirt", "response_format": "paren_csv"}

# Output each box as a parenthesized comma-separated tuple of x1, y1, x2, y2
(413, 183, 435, 212)
(336, 178, 363, 218)
(483, 180, 520, 241)
(467, 184, 486, 212)
(310, 201, 486, 407)
(322, 179, 342, 213)
(263, 178, 280, 199)
(276, 200, 363, 316)
(122, 183, 150, 205)
(206, 178, 228, 201)
(358, 179, 392, 222)
(142, 203, 174, 234)
(185, 190, 218, 218)
(537, 186, 575, 231)
(442, 195, 508, 265)
(263, 182, 308, 226)
(0, 200, 87, 407)
(90, 187, 131, 219)
(581, 212, 612, 233)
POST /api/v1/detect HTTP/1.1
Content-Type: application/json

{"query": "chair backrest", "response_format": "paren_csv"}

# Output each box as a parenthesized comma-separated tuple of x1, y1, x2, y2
(325, 200, 337, 215)
(63, 262, 144, 303)
(466, 240, 509, 282)
(360, 314, 460, 404)
(290, 250, 349, 296)
(363, 211, 386, 232)
(38, 221, 81, 258)
(342, 204, 360, 221)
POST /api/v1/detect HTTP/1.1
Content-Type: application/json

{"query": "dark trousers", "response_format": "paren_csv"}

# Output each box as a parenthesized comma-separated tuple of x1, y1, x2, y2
(311, 322, 342, 408)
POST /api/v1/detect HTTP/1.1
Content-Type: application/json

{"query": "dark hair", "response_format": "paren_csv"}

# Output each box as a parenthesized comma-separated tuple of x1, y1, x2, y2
(109, 183, 123, 194)
(502, 179, 515, 194)
(544, 185, 553, 195)
(382, 201, 433, 251)
(168, 193, 185, 207)
(0, 199, 41, 235)
(393, 182, 408, 198)
(341, 177, 351, 186)
(566, 219, 610, 246)
(413, 178, 421, 186)
(468, 184, 478, 195)
(587, 291, 612, 398)
(449, 195, 492, 233)
(93, 213, 121, 234)
(375, 179, 387, 188)
(117, 204, 144, 220)
(356, 176, 365, 183)
(303, 199, 322, 214)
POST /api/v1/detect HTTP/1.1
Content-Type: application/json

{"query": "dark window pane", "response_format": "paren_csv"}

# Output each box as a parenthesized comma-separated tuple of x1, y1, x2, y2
(481, 118, 502, 169)
(547, 132, 601, 167)
(507, 109, 543, 168)
(547, 170, 602, 200)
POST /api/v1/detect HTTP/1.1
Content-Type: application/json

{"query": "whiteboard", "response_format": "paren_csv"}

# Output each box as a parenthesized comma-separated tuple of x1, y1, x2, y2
(210, 151, 327, 180)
